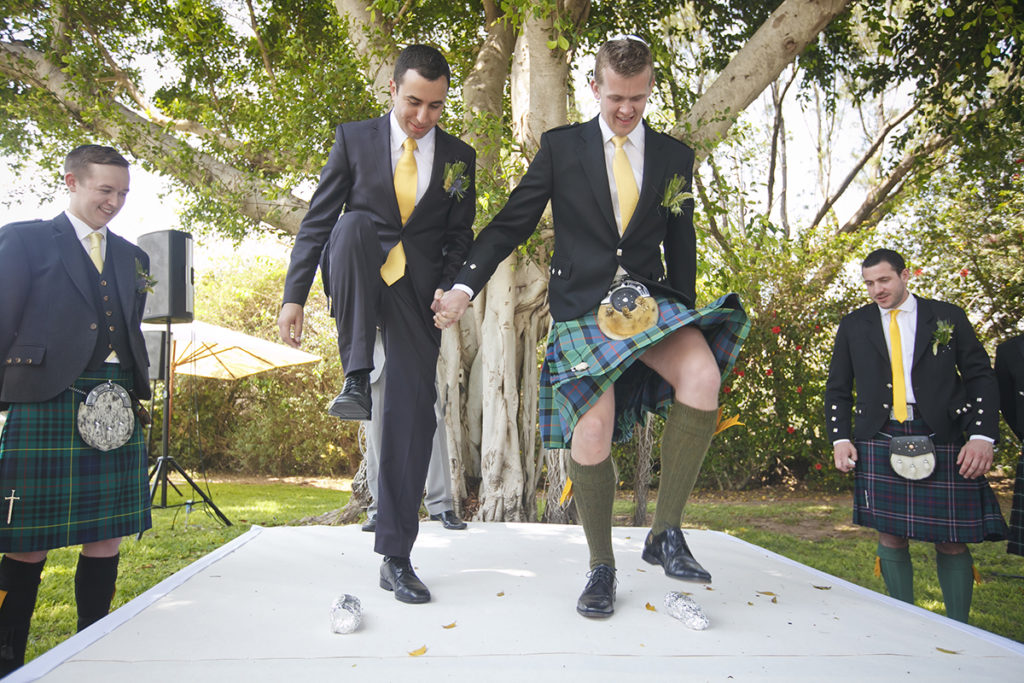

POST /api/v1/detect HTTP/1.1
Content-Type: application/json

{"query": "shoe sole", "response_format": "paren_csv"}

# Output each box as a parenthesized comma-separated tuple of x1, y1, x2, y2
(641, 548, 712, 584)
(327, 404, 371, 421)
(576, 605, 614, 618)
(379, 577, 431, 604)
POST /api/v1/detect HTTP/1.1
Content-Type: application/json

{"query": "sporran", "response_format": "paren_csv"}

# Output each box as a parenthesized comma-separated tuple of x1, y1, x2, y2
(76, 380, 135, 451)
(889, 434, 936, 480)
(597, 278, 658, 340)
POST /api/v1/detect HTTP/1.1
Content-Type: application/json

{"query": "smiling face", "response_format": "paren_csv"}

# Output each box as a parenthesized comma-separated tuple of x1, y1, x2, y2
(389, 68, 448, 140)
(862, 261, 911, 310)
(66, 163, 130, 230)
(591, 65, 653, 137)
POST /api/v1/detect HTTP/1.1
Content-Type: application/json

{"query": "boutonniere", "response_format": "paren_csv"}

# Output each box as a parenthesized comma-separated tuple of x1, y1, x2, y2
(931, 319, 954, 355)
(135, 258, 157, 295)
(661, 174, 693, 216)
(443, 161, 471, 201)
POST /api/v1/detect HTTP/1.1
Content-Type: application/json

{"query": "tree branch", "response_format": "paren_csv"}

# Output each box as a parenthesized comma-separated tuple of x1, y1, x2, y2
(245, 0, 279, 94)
(333, 0, 398, 104)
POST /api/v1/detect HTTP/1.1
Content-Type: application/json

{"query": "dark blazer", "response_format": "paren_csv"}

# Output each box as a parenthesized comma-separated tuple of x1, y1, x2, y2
(0, 213, 151, 405)
(995, 334, 1024, 442)
(824, 297, 998, 444)
(455, 116, 696, 321)
(283, 115, 476, 311)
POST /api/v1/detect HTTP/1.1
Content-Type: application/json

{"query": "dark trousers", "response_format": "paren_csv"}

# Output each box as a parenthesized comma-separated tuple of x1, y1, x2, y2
(328, 212, 439, 558)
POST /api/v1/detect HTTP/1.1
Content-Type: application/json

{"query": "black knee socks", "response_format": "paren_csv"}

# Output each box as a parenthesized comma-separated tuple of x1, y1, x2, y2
(75, 553, 120, 632)
(0, 555, 46, 675)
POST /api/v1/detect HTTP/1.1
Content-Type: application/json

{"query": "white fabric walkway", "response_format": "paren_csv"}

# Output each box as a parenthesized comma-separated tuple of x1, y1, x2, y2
(10, 523, 1024, 682)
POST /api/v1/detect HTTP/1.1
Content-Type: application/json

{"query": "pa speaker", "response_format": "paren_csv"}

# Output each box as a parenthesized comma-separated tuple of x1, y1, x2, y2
(138, 230, 194, 324)
(144, 330, 168, 381)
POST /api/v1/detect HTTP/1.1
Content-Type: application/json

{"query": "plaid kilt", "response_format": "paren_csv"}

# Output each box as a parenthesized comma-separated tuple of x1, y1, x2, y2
(0, 366, 151, 552)
(852, 417, 1007, 543)
(1008, 450, 1024, 556)
(539, 292, 749, 449)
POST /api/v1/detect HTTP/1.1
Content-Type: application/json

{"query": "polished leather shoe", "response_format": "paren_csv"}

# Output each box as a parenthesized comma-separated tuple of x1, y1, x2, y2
(642, 527, 712, 583)
(576, 564, 616, 618)
(361, 514, 376, 532)
(429, 510, 467, 530)
(327, 373, 371, 420)
(379, 556, 431, 604)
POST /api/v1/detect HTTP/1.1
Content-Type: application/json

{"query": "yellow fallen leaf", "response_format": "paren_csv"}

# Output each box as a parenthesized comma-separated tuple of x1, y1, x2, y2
(442, 622, 456, 629)
(704, 586, 714, 591)
(496, 591, 505, 597)
(714, 411, 744, 435)
(771, 596, 778, 604)
(645, 602, 656, 611)
(408, 645, 427, 657)
(936, 647, 961, 655)
(813, 585, 832, 590)
(558, 478, 573, 505)
(747, 602, 754, 606)
(756, 591, 776, 596)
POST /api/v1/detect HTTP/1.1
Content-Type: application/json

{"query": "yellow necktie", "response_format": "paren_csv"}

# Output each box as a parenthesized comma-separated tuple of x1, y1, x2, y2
(87, 231, 104, 272)
(381, 138, 417, 285)
(612, 135, 638, 233)
(889, 310, 908, 423)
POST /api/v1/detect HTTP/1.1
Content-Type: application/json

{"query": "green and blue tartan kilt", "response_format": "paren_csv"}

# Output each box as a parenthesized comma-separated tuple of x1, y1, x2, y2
(0, 365, 151, 553)
(1008, 450, 1024, 557)
(852, 417, 1007, 543)
(539, 292, 750, 449)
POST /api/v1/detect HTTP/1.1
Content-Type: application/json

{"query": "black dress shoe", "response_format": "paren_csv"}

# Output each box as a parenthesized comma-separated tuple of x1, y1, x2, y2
(642, 527, 712, 583)
(327, 373, 371, 420)
(379, 556, 431, 604)
(429, 510, 467, 530)
(576, 564, 616, 618)
(361, 514, 376, 532)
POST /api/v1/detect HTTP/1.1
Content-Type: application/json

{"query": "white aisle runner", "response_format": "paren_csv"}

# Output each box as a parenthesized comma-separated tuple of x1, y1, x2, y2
(12, 524, 1024, 682)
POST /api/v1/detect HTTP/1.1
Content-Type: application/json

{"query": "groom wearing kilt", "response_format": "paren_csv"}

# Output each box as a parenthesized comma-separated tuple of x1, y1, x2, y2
(0, 145, 152, 674)
(995, 333, 1024, 556)
(435, 37, 749, 618)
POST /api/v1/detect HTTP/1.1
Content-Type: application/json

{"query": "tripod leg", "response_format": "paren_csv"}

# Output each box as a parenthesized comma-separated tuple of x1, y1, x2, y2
(167, 459, 231, 527)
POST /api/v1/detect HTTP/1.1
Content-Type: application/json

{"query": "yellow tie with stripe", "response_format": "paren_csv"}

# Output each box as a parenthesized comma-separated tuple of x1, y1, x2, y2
(381, 138, 417, 286)
(612, 135, 638, 233)
(889, 309, 908, 423)
(87, 231, 104, 272)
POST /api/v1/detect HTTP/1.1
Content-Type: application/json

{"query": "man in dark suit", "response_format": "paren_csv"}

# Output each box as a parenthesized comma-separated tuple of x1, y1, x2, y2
(435, 37, 749, 618)
(0, 145, 153, 674)
(995, 333, 1024, 556)
(825, 248, 1007, 623)
(277, 45, 475, 604)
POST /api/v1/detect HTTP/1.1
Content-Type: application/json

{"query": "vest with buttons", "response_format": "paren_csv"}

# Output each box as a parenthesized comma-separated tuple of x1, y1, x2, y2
(81, 244, 135, 372)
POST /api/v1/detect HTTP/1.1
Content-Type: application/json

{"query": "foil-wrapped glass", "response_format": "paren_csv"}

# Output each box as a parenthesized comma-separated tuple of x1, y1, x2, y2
(330, 594, 362, 634)
(664, 591, 709, 630)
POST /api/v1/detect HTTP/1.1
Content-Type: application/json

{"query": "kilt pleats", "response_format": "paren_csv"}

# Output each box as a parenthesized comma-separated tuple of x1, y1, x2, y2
(1008, 451, 1024, 556)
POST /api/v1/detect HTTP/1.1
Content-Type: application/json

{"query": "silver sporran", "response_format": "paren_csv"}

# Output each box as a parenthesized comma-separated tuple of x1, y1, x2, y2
(76, 381, 135, 451)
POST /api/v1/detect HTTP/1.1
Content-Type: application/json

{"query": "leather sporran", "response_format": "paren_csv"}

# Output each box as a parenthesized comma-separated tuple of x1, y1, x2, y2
(889, 435, 936, 480)
(76, 381, 135, 452)
(597, 279, 658, 341)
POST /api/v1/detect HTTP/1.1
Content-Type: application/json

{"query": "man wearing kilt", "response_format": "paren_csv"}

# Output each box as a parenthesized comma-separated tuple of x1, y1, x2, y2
(995, 333, 1024, 556)
(826, 248, 1007, 623)
(435, 37, 749, 618)
(0, 145, 152, 674)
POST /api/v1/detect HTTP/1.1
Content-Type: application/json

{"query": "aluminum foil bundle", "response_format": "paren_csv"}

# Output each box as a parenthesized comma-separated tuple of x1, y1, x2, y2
(330, 594, 362, 634)
(664, 591, 709, 630)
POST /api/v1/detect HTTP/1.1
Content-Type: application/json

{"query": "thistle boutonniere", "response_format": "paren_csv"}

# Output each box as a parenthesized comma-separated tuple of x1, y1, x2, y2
(135, 258, 157, 295)
(931, 319, 954, 355)
(661, 174, 693, 216)
(443, 161, 471, 201)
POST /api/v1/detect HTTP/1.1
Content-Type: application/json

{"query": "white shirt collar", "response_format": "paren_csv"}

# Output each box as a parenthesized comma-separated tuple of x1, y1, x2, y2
(597, 115, 646, 152)
(65, 210, 108, 243)
(389, 111, 436, 158)
(878, 292, 917, 318)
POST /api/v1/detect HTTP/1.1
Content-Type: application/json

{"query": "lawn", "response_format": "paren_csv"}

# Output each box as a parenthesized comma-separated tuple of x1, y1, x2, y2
(22, 477, 1024, 666)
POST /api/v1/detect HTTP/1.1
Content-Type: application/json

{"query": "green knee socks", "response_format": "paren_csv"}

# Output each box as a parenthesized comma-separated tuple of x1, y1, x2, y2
(876, 543, 914, 604)
(651, 402, 717, 536)
(568, 458, 616, 569)
(936, 549, 975, 624)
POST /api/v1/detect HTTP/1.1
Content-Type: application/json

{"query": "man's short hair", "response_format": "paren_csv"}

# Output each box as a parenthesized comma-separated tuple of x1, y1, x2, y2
(393, 44, 451, 87)
(594, 36, 653, 85)
(862, 248, 906, 273)
(64, 145, 130, 177)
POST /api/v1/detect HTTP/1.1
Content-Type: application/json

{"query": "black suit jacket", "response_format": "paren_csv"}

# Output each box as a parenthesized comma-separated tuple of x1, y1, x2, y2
(995, 334, 1024, 442)
(824, 296, 998, 444)
(455, 116, 696, 321)
(0, 213, 151, 406)
(283, 115, 476, 312)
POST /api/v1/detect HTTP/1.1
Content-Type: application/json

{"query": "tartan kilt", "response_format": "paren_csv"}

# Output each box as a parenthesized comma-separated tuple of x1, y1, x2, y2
(0, 365, 151, 552)
(539, 292, 750, 449)
(852, 416, 1007, 543)
(1008, 450, 1024, 557)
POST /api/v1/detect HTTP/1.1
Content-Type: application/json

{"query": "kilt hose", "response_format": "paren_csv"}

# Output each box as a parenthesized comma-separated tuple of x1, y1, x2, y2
(1008, 450, 1024, 557)
(852, 416, 1007, 544)
(0, 365, 151, 553)
(540, 292, 750, 450)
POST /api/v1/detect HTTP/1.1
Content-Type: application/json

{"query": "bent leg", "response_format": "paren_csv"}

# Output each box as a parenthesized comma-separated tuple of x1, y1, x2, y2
(327, 211, 385, 373)
(569, 389, 617, 569)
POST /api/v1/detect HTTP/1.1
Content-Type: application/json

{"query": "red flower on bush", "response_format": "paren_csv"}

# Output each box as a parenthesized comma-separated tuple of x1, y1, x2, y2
(786, 426, 795, 434)
(771, 325, 782, 335)
(815, 463, 823, 471)
(734, 369, 745, 377)
(795, 344, 802, 351)
(814, 324, 820, 331)
(796, 385, 803, 393)
(914, 268, 923, 276)
(766, 369, 774, 376)
(723, 385, 731, 394)
(959, 268, 969, 278)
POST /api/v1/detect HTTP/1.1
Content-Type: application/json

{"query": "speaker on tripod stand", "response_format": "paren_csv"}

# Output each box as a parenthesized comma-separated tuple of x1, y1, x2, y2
(138, 230, 230, 527)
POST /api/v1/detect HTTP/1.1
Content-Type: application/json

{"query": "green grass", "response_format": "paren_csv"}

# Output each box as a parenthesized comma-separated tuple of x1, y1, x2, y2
(23, 481, 1024, 667)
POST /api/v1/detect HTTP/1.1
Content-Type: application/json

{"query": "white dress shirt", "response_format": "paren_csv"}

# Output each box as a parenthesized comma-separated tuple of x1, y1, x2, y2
(389, 112, 435, 205)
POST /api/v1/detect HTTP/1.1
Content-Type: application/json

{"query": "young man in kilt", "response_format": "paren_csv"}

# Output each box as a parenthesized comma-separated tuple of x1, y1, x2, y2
(826, 248, 1007, 623)
(434, 37, 749, 618)
(995, 333, 1024, 556)
(0, 145, 153, 673)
